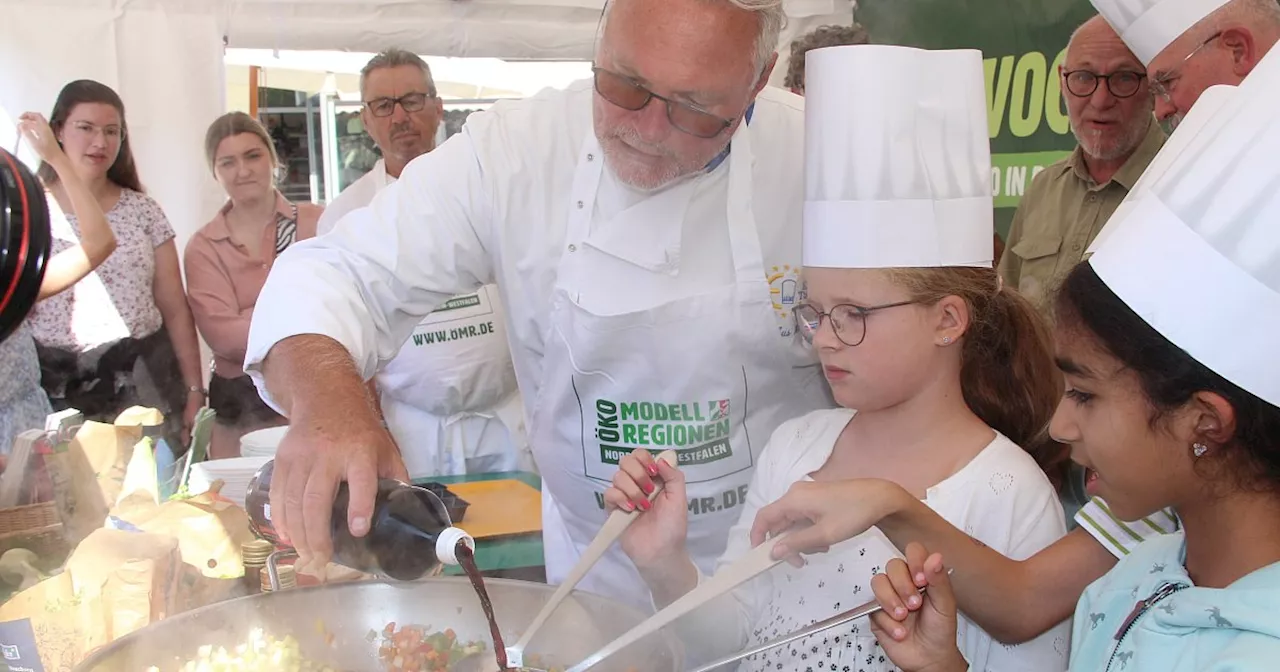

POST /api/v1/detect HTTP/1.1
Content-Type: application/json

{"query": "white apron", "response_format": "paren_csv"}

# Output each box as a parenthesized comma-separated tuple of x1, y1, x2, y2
(531, 124, 830, 608)
(377, 279, 528, 478)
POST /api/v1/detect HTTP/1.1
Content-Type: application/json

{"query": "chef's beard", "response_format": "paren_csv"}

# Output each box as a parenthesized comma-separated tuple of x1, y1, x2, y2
(597, 125, 721, 192)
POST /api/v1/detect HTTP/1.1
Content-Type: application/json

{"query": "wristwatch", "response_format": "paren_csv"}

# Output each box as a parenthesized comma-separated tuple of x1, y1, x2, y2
(188, 385, 208, 397)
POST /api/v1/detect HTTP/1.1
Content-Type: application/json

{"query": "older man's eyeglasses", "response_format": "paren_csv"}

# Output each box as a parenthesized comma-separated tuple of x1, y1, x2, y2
(592, 66, 734, 139)
(793, 301, 919, 347)
(363, 92, 436, 118)
(1150, 32, 1223, 102)
(1062, 70, 1147, 98)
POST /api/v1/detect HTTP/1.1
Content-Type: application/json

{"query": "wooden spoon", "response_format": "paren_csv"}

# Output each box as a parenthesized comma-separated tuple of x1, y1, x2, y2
(564, 534, 787, 672)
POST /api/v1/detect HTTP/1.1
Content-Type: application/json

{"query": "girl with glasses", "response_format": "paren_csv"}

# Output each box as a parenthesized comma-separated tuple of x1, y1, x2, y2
(601, 45, 1070, 671)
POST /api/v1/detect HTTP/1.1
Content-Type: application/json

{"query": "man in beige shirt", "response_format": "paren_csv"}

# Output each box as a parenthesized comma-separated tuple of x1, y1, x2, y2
(999, 15, 1166, 313)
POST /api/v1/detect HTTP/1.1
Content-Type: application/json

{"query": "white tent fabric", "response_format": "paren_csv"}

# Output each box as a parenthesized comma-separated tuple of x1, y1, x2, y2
(1, 0, 853, 252)
(0, 0, 227, 257)
(220, 0, 853, 65)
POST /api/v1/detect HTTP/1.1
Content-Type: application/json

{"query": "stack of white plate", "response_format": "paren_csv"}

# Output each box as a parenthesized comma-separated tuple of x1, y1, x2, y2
(188, 456, 271, 509)
(240, 426, 288, 458)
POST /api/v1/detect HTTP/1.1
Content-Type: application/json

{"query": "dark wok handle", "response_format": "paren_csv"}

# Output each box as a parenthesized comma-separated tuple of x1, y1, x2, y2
(266, 548, 299, 591)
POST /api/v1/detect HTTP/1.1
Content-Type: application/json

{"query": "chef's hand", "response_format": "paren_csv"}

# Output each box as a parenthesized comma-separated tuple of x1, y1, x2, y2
(603, 449, 689, 575)
(868, 544, 968, 672)
(270, 397, 407, 573)
(750, 478, 909, 567)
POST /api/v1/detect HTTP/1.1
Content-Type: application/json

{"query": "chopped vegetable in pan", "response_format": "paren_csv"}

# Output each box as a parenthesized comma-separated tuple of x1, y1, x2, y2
(378, 622, 487, 672)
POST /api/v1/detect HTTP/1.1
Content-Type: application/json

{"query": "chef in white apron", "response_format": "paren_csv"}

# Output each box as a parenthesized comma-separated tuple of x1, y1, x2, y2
(245, 0, 832, 605)
(317, 50, 528, 478)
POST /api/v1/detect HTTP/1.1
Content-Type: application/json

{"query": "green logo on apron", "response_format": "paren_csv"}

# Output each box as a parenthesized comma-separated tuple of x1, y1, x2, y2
(431, 294, 481, 314)
(594, 399, 734, 465)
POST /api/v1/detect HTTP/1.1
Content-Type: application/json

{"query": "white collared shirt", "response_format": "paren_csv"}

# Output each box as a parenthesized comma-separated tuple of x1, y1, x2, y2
(245, 80, 810, 412)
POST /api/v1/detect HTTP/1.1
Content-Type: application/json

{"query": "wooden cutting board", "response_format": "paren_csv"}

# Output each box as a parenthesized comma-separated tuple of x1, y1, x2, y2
(447, 479, 542, 539)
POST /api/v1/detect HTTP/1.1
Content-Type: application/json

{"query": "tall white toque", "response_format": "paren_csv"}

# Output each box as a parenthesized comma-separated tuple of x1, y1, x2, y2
(802, 45, 993, 270)
(1088, 48, 1280, 407)
(1091, 0, 1232, 66)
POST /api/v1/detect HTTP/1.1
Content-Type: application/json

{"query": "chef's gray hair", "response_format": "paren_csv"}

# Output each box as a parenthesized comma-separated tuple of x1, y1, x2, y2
(602, 0, 786, 76)
(726, 0, 788, 74)
(1219, 0, 1280, 28)
(1182, 0, 1280, 47)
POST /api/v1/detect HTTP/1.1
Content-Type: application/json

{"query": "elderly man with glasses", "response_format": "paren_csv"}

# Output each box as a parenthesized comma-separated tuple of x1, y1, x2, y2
(315, 49, 529, 487)
(244, 0, 832, 608)
(1093, 0, 1280, 129)
(999, 15, 1165, 316)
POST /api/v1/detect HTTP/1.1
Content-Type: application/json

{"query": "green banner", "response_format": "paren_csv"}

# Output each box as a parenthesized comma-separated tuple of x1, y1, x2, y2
(855, 0, 1095, 236)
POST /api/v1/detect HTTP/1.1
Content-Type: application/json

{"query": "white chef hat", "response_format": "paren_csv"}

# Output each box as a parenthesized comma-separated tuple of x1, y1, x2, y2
(1088, 84, 1237, 255)
(1087, 52, 1280, 407)
(1091, 0, 1232, 66)
(802, 45, 992, 269)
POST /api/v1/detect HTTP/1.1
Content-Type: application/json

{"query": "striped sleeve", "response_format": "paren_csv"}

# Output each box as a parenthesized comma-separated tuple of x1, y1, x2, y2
(1074, 497, 1180, 558)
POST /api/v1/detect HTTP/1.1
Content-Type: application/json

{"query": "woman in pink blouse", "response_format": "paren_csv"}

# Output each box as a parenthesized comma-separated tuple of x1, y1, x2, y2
(28, 80, 205, 444)
(185, 112, 322, 459)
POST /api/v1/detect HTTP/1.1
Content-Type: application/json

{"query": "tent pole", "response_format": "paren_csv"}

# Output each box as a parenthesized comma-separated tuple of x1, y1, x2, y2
(249, 66, 261, 118)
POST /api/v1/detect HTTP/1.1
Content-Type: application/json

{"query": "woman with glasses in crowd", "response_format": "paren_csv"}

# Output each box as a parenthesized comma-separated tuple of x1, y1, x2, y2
(185, 112, 322, 459)
(26, 80, 204, 445)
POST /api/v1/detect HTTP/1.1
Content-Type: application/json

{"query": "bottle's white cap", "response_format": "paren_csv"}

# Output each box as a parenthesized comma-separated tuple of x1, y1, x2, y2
(435, 527, 475, 566)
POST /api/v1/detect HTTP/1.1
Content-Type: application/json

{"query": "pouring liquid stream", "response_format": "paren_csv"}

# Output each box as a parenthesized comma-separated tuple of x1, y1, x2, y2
(457, 543, 512, 671)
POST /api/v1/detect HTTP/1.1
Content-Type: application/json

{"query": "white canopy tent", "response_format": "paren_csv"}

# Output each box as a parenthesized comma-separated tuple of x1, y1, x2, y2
(0, 0, 854, 251)
(223, 51, 599, 107)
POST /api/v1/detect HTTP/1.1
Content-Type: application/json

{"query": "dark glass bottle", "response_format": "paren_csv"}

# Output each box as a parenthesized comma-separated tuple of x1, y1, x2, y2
(245, 460, 474, 581)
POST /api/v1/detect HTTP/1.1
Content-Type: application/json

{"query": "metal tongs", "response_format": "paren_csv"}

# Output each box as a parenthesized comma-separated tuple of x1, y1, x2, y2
(685, 587, 928, 672)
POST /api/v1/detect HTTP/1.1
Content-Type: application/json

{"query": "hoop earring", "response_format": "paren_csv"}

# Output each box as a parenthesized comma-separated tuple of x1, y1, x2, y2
(1193, 442, 1209, 458)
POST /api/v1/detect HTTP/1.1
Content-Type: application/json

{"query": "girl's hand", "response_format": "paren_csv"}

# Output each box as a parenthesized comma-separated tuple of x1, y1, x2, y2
(602, 449, 688, 573)
(868, 544, 968, 672)
(750, 478, 908, 566)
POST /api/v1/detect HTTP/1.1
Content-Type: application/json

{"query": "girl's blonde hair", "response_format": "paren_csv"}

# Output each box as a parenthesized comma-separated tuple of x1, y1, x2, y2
(886, 266, 1069, 490)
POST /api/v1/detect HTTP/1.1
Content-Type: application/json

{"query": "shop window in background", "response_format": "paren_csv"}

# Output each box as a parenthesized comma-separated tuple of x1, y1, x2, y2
(444, 108, 482, 139)
(257, 87, 326, 204)
(335, 111, 380, 192)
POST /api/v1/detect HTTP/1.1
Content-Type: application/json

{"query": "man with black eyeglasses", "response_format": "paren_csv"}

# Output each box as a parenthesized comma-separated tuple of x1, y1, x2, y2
(245, 0, 832, 608)
(318, 49, 444, 230)
(316, 49, 529, 487)
(999, 16, 1165, 316)
(1093, 0, 1280, 130)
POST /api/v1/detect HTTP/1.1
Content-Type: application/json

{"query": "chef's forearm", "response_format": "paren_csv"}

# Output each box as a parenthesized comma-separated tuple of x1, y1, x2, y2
(261, 334, 379, 420)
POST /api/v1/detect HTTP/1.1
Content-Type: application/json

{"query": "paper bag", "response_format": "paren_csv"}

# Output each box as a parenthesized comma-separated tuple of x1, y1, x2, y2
(65, 528, 181, 648)
(113, 486, 254, 581)
(51, 421, 142, 543)
(0, 573, 89, 672)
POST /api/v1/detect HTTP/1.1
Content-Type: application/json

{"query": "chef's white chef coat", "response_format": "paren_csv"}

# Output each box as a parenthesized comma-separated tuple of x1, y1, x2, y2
(317, 160, 528, 479)
(246, 79, 832, 608)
